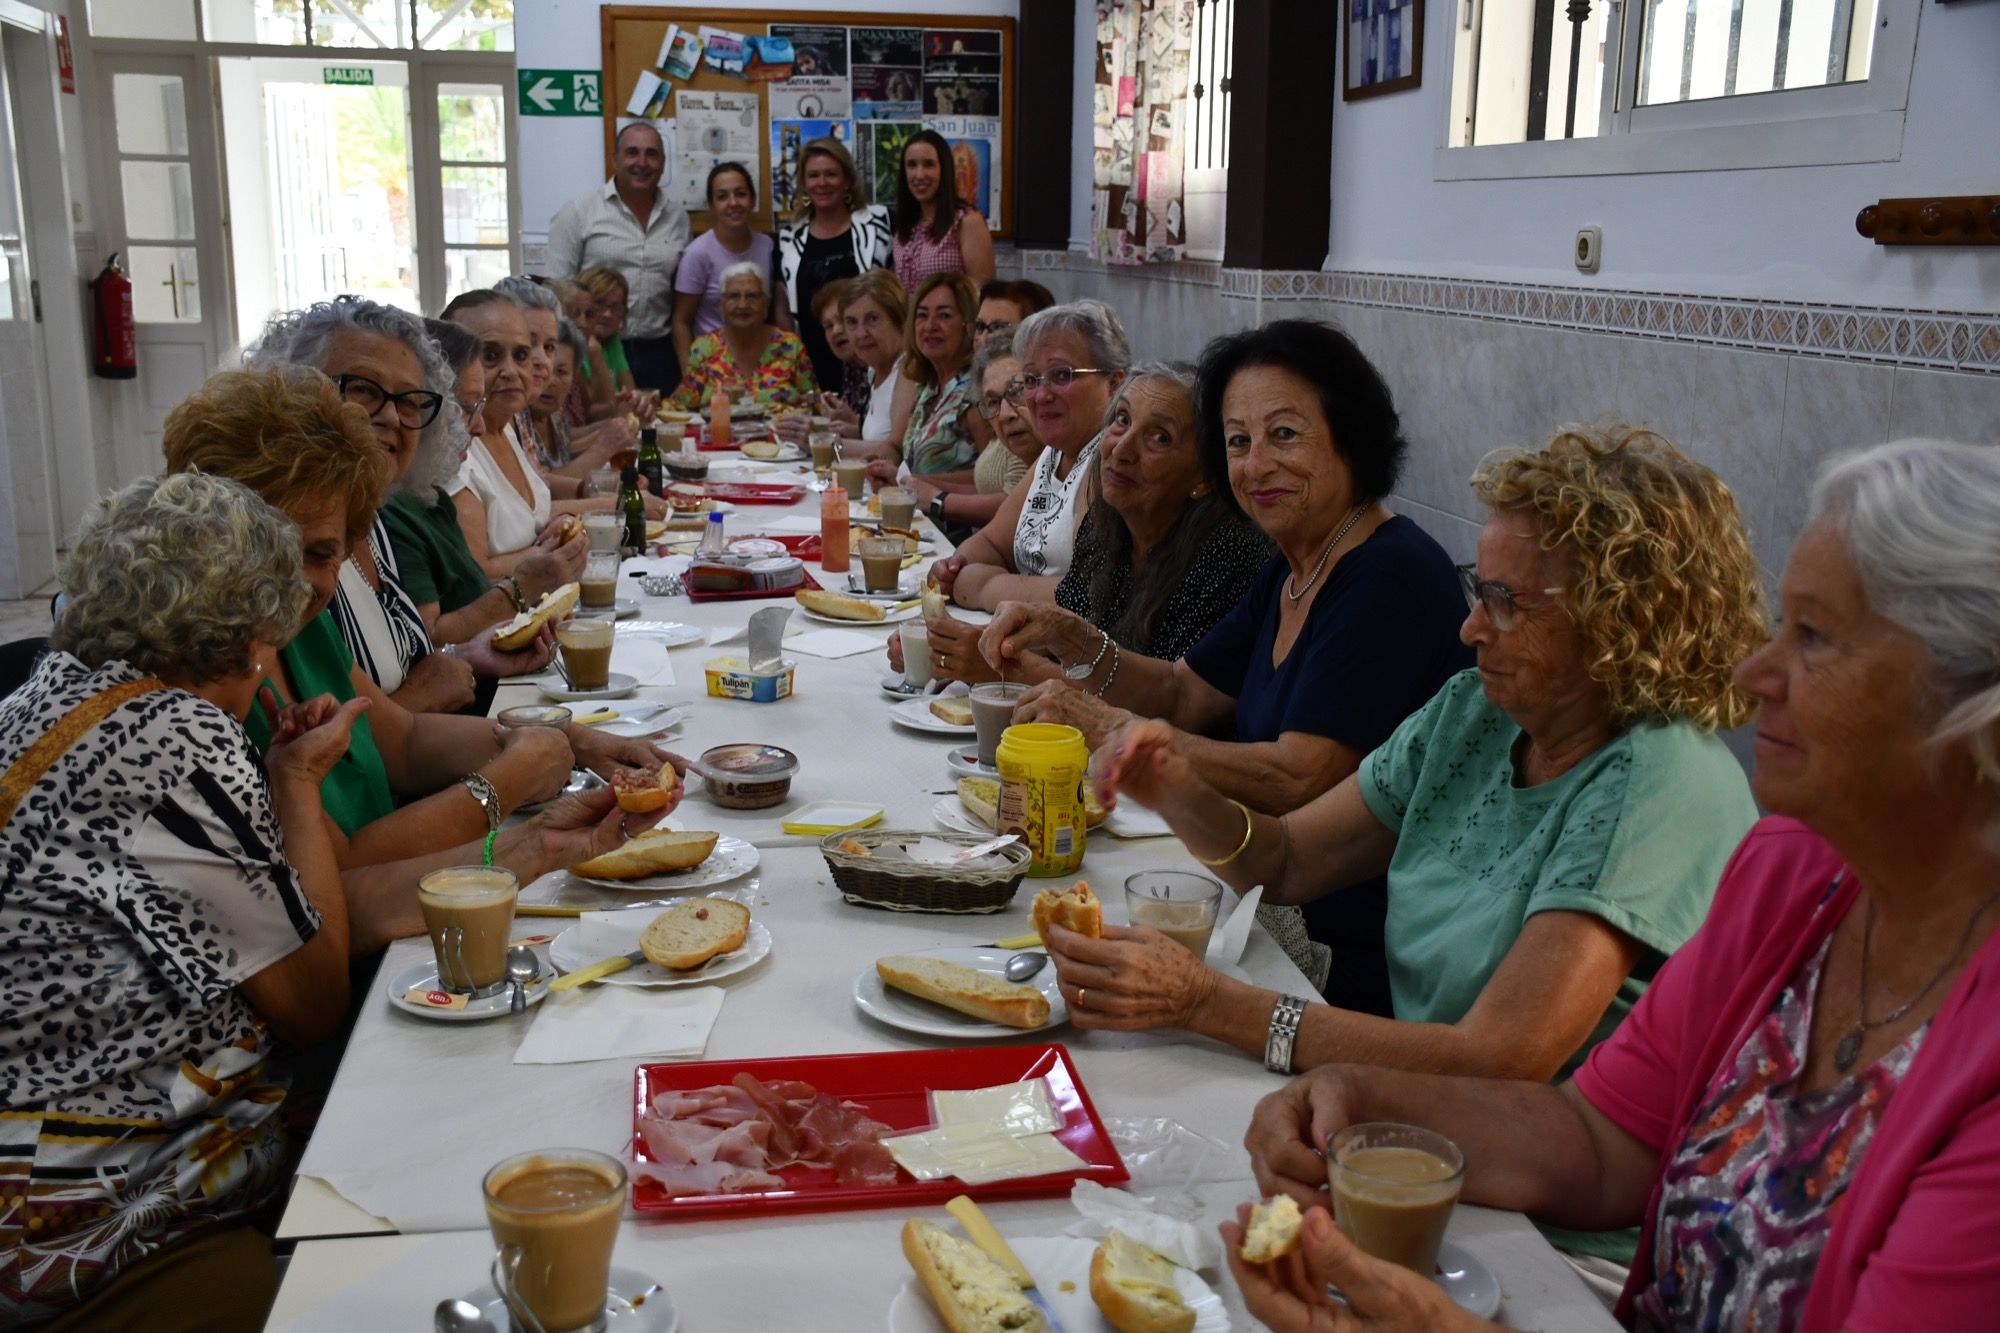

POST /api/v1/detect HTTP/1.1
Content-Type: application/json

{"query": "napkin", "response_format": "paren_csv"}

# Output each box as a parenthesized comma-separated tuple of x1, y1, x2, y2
(784, 627, 886, 659)
(513, 984, 724, 1065)
(1065, 1180, 1222, 1272)
(1207, 885, 1264, 966)
(756, 514, 826, 535)
(1103, 803, 1173, 839)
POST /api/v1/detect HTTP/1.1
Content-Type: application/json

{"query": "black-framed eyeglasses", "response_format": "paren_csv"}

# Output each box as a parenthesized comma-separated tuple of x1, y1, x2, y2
(1004, 366, 1111, 404)
(334, 373, 444, 429)
(973, 319, 1016, 340)
(1457, 564, 1564, 632)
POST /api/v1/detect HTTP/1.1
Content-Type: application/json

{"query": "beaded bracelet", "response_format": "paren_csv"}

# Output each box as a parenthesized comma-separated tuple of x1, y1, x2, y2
(499, 575, 527, 613)
(1095, 641, 1121, 698)
(482, 829, 500, 867)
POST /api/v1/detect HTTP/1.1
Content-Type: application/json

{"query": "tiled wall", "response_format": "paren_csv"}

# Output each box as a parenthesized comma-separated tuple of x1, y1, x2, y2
(1010, 250, 2000, 589)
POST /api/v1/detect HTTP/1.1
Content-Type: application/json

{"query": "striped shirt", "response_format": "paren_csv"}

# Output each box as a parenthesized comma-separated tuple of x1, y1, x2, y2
(329, 514, 433, 694)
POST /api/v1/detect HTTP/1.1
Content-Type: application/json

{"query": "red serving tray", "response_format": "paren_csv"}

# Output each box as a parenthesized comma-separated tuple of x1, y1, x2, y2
(682, 566, 821, 604)
(629, 1044, 1128, 1219)
(705, 482, 808, 505)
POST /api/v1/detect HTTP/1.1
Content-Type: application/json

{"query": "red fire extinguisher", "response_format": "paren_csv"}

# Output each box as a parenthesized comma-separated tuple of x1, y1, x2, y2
(91, 253, 137, 380)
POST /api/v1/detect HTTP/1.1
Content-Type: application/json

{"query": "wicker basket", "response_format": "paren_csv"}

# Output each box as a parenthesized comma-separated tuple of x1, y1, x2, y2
(819, 828, 1031, 913)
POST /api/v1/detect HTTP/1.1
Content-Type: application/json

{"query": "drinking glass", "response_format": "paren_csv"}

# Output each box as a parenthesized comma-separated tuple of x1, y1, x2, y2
(1124, 871, 1223, 960)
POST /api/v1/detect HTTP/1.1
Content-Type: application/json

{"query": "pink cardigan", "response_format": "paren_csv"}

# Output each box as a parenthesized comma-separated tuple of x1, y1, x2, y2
(1573, 816, 2000, 1331)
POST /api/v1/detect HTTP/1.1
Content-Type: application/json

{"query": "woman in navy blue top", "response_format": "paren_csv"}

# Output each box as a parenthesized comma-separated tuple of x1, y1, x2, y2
(982, 320, 1470, 1014)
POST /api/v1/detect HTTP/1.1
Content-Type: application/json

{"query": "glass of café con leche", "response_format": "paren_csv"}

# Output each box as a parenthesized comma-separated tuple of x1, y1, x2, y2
(1328, 1122, 1466, 1276)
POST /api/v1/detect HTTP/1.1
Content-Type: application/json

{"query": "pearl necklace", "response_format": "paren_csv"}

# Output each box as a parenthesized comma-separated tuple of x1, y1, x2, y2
(1285, 507, 1368, 603)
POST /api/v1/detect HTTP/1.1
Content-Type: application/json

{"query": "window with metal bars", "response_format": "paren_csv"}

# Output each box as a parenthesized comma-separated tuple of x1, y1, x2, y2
(1189, 0, 1234, 171)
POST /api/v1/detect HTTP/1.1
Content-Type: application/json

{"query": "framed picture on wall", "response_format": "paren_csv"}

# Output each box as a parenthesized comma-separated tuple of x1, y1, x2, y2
(1343, 0, 1425, 101)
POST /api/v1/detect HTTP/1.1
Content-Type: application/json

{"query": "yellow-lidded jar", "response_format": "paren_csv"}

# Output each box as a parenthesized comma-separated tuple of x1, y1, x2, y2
(996, 722, 1088, 877)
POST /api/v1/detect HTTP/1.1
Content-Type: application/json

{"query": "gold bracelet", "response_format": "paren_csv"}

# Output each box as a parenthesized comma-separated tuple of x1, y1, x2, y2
(1196, 798, 1255, 867)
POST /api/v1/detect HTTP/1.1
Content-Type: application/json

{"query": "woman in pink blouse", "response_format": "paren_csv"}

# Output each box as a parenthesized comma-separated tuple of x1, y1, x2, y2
(1230, 437, 2000, 1333)
(892, 129, 994, 288)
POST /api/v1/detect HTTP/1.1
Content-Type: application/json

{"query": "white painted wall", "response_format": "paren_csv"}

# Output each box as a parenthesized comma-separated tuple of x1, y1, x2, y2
(517, 0, 1021, 243)
(1327, 2, 2000, 308)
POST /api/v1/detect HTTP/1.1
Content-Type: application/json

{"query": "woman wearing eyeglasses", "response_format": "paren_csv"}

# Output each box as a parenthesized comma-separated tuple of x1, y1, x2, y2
(930, 300, 1132, 610)
(1029, 426, 1767, 1270)
(243, 297, 556, 715)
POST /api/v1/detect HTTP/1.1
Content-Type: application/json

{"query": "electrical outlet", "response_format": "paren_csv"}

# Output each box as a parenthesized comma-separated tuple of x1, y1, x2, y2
(1575, 227, 1602, 273)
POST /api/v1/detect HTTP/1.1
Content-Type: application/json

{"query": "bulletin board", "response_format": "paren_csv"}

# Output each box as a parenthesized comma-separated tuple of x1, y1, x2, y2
(600, 7, 1017, 238)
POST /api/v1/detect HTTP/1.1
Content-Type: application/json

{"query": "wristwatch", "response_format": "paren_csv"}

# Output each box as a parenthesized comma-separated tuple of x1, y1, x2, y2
(459, 773, 502, 833)
(928, 493, 949, 527)
(1265, 995, 1309, 1074)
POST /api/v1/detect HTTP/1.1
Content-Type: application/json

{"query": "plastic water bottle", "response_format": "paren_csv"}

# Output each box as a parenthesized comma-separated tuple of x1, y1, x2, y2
(697, 509, 728, 558)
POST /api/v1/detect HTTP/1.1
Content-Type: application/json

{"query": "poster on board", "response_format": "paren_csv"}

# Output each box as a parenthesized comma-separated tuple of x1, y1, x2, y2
(768, 24, 850, 118)
(672, 89, 760, 211)
(922, 29, 1001, 116)
(925, 114, 1002, 226)
(857, 120, 918, 207)
(700, 26, 748, 77)
(769, 117, 854, 216)
(657, 24, 704, 80)
(851, 27, 922, 120)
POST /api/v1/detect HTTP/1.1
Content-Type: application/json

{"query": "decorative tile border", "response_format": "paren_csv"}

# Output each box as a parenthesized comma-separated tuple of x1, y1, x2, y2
(1008, 249, 2000, 375)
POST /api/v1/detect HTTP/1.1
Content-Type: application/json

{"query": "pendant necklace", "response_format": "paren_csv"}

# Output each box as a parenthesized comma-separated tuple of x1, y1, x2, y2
(1835, 881, 2000, 1072)
(1286, 507, 1367, 603)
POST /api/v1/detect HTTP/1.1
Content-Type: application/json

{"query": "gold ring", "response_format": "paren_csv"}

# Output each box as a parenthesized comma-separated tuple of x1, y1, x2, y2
(1077, 987, 1087, 1009)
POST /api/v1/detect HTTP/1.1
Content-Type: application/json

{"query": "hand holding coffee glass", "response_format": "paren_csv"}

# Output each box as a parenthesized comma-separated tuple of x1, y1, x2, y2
(483, 1148, 629, 1333)
(1329, 1123, 1466, 1276)
(419, 866, 520, 996)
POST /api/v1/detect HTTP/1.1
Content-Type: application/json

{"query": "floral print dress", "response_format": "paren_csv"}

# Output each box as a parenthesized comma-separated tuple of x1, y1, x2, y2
(667, 329, 818, 411)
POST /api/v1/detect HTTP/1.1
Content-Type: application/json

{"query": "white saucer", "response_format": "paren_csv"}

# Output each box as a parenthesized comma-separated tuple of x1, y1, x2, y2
(1433, 1241, 1503, 1319)
(798, 603, 921, 626)
(931, 795, 988, 836)
(618, 620, 705, 648)
(945, 745, 1000, 780)
(567, 834, 761, 891)
(880, 673, 931, 700)
(542, 672, 639, 702)
(384, 959, 546, 1022)
(889, 695, 976, 735)
(578, 598, 640, 619)
(460, 1265, 679, 1333)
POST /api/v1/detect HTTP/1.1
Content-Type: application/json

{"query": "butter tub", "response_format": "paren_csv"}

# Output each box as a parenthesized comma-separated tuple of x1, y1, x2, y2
(703, 655, 796, 702)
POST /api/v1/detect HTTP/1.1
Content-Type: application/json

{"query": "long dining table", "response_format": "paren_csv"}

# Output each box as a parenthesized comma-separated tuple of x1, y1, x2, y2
(262, 452, 1620, 1331)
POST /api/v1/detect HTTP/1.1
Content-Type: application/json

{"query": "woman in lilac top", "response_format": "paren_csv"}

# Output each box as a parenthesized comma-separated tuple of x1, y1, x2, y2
(670, 161, 789, 373)
(1231, 438, 2000, 1333)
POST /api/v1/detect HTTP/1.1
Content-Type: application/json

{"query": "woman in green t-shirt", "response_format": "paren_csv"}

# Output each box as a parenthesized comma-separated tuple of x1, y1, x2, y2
(1051, 427, 1770, 1085)
(162, 366, 685, 947)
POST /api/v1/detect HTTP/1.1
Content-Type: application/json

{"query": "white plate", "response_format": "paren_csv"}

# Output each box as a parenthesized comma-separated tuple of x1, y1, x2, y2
(618, 620, 705, 648)
(888, 1235, 1227, 1333)
(568, 834, 760, 891)
(890, 695, 976, 735)
(798, 603, 921, 627)
(880, 673, 931, 700)
(384, 959, 547, 1022)
(542, 672, 639, 702)
(945, 744, 1000, 779)
(854, 946, 1067, 1039)
(931, 795, 989, 837)
(580, 703, 689, 735)
(549, 912, 772, 987)
(461, 1265, 679, 1333)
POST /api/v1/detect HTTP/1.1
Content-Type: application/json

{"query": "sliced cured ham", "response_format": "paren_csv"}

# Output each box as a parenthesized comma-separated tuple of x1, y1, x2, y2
(637, 1074, 901, 1196)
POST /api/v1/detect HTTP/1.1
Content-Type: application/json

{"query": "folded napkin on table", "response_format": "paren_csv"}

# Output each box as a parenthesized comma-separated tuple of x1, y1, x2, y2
(513, 983, 724, 1065)
(784, 627, 889, 659)
(1102, 803, 1173, 840)
(1206, 884, 1264, 966)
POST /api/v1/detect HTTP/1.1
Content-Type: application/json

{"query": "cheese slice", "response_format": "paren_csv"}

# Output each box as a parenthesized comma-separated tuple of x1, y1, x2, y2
(932, 1080, 1061, 1138)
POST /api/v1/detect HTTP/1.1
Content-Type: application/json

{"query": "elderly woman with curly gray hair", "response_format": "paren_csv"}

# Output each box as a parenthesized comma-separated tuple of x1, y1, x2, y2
(0, 472, 363, 1328)
(243, 295, 558, 714)
(1235, 438, 2000, 1333)
(1053, 425, 1771, 1269)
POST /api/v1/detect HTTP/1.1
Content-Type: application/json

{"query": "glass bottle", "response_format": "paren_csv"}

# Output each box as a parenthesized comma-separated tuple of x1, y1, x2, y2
(635, 425, 665, 496)
(618, 465, 646, 556)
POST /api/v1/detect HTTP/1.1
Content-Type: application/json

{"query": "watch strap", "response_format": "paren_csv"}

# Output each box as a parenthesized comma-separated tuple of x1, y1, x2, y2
(1265, 994, 1309, 1074)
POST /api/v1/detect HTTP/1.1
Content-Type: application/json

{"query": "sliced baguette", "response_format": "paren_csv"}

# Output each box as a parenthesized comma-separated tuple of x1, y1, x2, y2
(1239, 1195, 1303, 1263)
(492, 582, 579, 652)
(569, 829, 719, 880)
(876, 956, 1050, 1029)
(612, 761, 678, 813)
(639, 898, 750, 970)
(795, 588, 886, 622)
(902, 1218, 1052, 1333)
(1032, 881, 1102, 940)
(1090, 1230, 1195, 1333)
(957, 776, 1000, 831)
(930, 696, 974, 726)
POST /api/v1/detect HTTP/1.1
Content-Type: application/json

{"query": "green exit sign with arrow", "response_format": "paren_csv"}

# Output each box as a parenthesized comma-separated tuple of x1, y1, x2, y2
(518, 69, 602, 116)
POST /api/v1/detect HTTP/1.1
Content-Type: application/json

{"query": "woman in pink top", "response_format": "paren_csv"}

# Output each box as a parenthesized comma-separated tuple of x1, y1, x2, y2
(1228, 437, 2000, 1333)
(892, 129, 995, 289)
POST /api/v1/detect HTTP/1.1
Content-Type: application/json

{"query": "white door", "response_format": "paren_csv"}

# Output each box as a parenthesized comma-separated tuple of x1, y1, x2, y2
(94, 53, 232, 485)
(413, 59, 520, 306)
(0, 16, 59, 597)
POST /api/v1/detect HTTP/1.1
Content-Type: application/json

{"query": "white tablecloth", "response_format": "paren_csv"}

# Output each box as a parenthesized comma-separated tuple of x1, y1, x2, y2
(271, 462, 1619, 1330)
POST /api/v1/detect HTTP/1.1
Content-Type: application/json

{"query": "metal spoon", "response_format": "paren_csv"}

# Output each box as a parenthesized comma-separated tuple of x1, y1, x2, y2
(434, 1297, 498, 1333)
(507, 945, 541, 1016)
(1004, 951, 1050, 982)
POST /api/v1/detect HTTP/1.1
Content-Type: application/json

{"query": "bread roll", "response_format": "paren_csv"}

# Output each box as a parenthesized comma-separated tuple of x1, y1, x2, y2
(876, 956, 1050, 1029)
(929, 696, 974, 726)
(902, 1219, 1052, 1333)
(957, 777, 1000, 831)
(795, 588, 886, 622)
(1032, 882, 1102, 940)
(612, 761, 678, 813)
(1089, 1231, 1195, 1333)
(570, 829, 718, 880)
(639, 898, 750, 970)
(921, 574, 951, 622)
(1239, 1195, 1303, 1263)
(491, 583, 579, 651)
